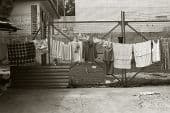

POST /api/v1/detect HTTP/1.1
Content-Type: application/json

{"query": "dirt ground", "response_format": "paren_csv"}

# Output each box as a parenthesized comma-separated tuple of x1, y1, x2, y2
(0, 86, 170, 113)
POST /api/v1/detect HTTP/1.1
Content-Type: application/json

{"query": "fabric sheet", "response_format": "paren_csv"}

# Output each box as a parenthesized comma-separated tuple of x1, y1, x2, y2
(70, 41, 83, 62)
(133, 40, 152, 67)
(7, 42, 36, 65)
(113, 43, 133, 69)
(83, 40, 97, 62)
(152, 40, 160, 62)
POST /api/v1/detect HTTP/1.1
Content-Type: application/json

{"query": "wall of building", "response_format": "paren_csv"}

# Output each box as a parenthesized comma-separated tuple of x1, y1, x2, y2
(74, 0, 170, 33)
(0, 0, 55, 65)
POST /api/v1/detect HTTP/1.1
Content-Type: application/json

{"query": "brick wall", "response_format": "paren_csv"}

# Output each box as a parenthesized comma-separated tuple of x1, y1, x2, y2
(74, 0, 170, 33)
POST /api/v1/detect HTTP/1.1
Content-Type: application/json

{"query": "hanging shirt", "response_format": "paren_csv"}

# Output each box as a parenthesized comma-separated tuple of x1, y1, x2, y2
(152, 40, 160, 62)
(70, 41, 83, 62)
(133, 40, 152, 68)
(113, 43, 133, 69)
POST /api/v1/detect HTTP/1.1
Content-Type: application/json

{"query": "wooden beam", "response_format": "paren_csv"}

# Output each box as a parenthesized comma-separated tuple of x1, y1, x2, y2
(127, 20, 170, 23)
(101, 23, 120, 39)
(51, 24, 72, 41)
(52, 21, 120, 24)
(48, 0, 60, 18)
(32, 26, 41, 40)
(128, 67, 146, 82)
(127, 23, 148, 41)
(51, 20, 170, 24)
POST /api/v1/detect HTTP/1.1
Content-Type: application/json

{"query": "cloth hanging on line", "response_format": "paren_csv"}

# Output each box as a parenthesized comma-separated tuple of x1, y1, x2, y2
(113, 42, 133, 69)
(83, 40, 97, 62)
(70, 41, 83, 62)
(51, 40, 58, 58)
(133, 40, 152, 67)
(62, 43, 72, 61)
(51, 40, 72, 63)
(58, 41, 64, 60)
(103, 47, 114, 61)
(7, 42, 36, 65)
(152, 40, 160, 62)
(103, 42, 114, 75)
(104, 61, 113, 75)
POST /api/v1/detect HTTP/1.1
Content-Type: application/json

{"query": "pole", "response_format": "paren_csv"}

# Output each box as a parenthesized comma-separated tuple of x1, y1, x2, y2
(48, 24, 51, 64)
(121, 11, 127, 87)
(101, 23, 120, 39)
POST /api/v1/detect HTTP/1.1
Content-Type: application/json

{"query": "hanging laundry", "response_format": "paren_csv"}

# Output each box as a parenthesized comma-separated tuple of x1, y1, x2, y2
(83, 39, 97, 62)
(56, 41, 61, 60)
(113, 43, 133, 69)
(67, 42, 72, 61)
(133, 40, 152, 68)
(62, 43, 72, 62)
(70, 41, 83, 62)
(103, 42, 114, 75)
(7, 42, 36, 65)
(103, 41, 113, 61)
(152, 40, 160, 62)
(58, 41, 64, 60)
(51, 40, 58, 59)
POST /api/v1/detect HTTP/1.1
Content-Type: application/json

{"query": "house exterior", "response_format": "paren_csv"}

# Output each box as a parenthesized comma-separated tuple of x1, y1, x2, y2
(54, 0, 170, 34)
(0, 0, 60, 65)
(75, 0, 170, 33)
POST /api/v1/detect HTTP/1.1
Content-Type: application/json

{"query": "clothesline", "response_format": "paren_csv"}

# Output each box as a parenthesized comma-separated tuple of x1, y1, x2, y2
(51, 38, 161, 70)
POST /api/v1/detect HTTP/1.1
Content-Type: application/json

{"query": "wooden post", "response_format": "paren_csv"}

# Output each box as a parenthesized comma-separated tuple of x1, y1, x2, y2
(120, 11, 127, 87)
(48, 23, 51, 64)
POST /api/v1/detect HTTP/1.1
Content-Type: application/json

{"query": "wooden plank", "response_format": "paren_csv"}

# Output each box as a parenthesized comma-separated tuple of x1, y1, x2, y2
(11, 66, 71, 70)
(12, 85, 68, 88)
(13, 78, 69, 82)
(12, 73, 69, 77)
(12, 69, 70, 73)
(12, 82, 69, 86)
(14, 75, 69, 80)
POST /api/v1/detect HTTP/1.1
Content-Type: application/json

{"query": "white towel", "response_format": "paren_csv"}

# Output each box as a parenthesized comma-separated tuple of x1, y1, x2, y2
(58, 42, 64, 59)
(70, 41, 83, 62)
(152, 40, 160, 62)
(133, 40, 152, 67)
(63, 44, 72, 61)
(113, 43, 133, 69)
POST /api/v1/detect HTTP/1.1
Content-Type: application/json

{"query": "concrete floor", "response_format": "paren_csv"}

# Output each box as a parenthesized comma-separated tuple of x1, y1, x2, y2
(0, 86, 170, 113)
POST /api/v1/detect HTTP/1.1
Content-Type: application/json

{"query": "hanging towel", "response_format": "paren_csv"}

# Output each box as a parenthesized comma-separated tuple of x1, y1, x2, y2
(58, 42, 64, 59)
(63, 44, 72, 61)
(68, 42, 72, 61)
(51, 40, 57, 58)
(113, 43, 133, 69)
(70, 41, 83, 62)
(152, 40, 160, 62)
(56, 41, 61, 59)
(133, 40, 152, 67)
(82, 40, 97, 62)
